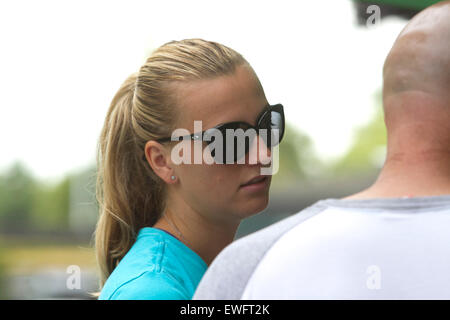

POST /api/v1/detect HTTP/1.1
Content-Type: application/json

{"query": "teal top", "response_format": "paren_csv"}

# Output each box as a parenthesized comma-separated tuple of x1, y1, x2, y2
(99, 227, 208, 300)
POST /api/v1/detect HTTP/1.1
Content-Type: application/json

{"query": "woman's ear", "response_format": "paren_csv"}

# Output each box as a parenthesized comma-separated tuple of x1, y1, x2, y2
(144, 140, 176, 184)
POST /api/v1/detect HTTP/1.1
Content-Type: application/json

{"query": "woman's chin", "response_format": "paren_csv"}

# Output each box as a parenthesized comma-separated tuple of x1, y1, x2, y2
(236, 196, 270, 219)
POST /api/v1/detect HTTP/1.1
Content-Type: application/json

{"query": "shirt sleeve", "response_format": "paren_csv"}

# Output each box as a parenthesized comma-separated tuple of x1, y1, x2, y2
(108, 271, 190, 300)
(194, 204, 327, 299)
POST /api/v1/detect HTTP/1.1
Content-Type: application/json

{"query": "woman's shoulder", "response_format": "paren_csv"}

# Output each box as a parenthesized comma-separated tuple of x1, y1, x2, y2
(98, 228, 194, 300)
(101, 270, 190, 300)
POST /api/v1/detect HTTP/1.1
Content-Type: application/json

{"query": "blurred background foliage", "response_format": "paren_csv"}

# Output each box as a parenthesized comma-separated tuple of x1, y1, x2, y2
(270, 122, 323, 188)
(331, 91, 387, 174)
(0, 163, 96, 235)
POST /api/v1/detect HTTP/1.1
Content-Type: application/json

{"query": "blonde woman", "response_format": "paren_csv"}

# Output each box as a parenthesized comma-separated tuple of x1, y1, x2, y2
(96, 38, 285, 300)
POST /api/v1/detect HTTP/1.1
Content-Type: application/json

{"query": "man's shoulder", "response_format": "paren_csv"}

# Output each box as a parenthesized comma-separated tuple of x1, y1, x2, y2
(225, 201, 328, 255)
(193, 200, 329, 299)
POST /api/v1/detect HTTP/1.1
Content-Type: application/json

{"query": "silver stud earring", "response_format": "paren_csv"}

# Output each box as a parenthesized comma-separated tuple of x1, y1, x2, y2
(171, 175, 176, 181)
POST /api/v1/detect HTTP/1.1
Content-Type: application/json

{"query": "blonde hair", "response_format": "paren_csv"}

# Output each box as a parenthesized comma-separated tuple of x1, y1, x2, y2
(95, 39, 248, 289)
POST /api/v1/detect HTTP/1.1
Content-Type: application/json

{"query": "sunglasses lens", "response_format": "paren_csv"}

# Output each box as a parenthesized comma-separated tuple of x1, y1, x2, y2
(259, 108, 284, 148)
(270, 111, 283, 146)
(206, 105, 284, 164)
(230, 134, 252, 163)
(206, 124, 253, 164)
(225, 124, 253, 163)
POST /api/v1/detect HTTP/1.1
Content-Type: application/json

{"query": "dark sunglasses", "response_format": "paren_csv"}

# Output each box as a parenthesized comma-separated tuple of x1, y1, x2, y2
(153, 103, 285, 164)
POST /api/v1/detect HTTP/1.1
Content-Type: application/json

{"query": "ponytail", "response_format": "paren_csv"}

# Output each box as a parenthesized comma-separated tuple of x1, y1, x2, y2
(95, 74, 166, 288)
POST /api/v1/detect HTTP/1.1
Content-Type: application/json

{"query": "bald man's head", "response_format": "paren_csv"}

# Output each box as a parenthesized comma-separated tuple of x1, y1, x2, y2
(383, 1, 450, 101)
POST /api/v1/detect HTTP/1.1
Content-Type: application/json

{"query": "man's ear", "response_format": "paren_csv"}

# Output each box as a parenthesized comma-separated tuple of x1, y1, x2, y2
(144, 140, 175, 184)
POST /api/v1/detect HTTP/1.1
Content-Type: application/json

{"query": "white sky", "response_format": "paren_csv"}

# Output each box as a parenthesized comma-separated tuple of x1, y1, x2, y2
(0, 0, 407, 182)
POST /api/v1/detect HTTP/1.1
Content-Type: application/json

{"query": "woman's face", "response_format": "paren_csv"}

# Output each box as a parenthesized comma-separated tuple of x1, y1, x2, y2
(169, 65, 272, 224)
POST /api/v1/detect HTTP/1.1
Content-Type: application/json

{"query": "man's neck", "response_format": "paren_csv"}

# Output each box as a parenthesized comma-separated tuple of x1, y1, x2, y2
(346, 150, 450, 199)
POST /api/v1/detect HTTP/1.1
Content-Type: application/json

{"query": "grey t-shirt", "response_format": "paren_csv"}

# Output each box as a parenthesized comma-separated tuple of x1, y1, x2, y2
(193, 195, 450, 299)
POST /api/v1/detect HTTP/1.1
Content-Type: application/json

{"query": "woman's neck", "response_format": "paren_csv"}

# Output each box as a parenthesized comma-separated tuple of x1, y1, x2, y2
(152, 206, 240, 266)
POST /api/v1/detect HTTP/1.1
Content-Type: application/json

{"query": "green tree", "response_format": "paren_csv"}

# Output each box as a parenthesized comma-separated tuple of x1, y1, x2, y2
(271, 122, 321, 188)
(30, 176, 70, 231)
(333, 91, 387, 173)
(0, 250, 6, 299)
(0, 162, 36, 231)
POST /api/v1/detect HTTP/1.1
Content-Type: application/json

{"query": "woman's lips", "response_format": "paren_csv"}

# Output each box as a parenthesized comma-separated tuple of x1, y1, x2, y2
(241, 175, 265, 186)
(239, 176, 269, 191)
